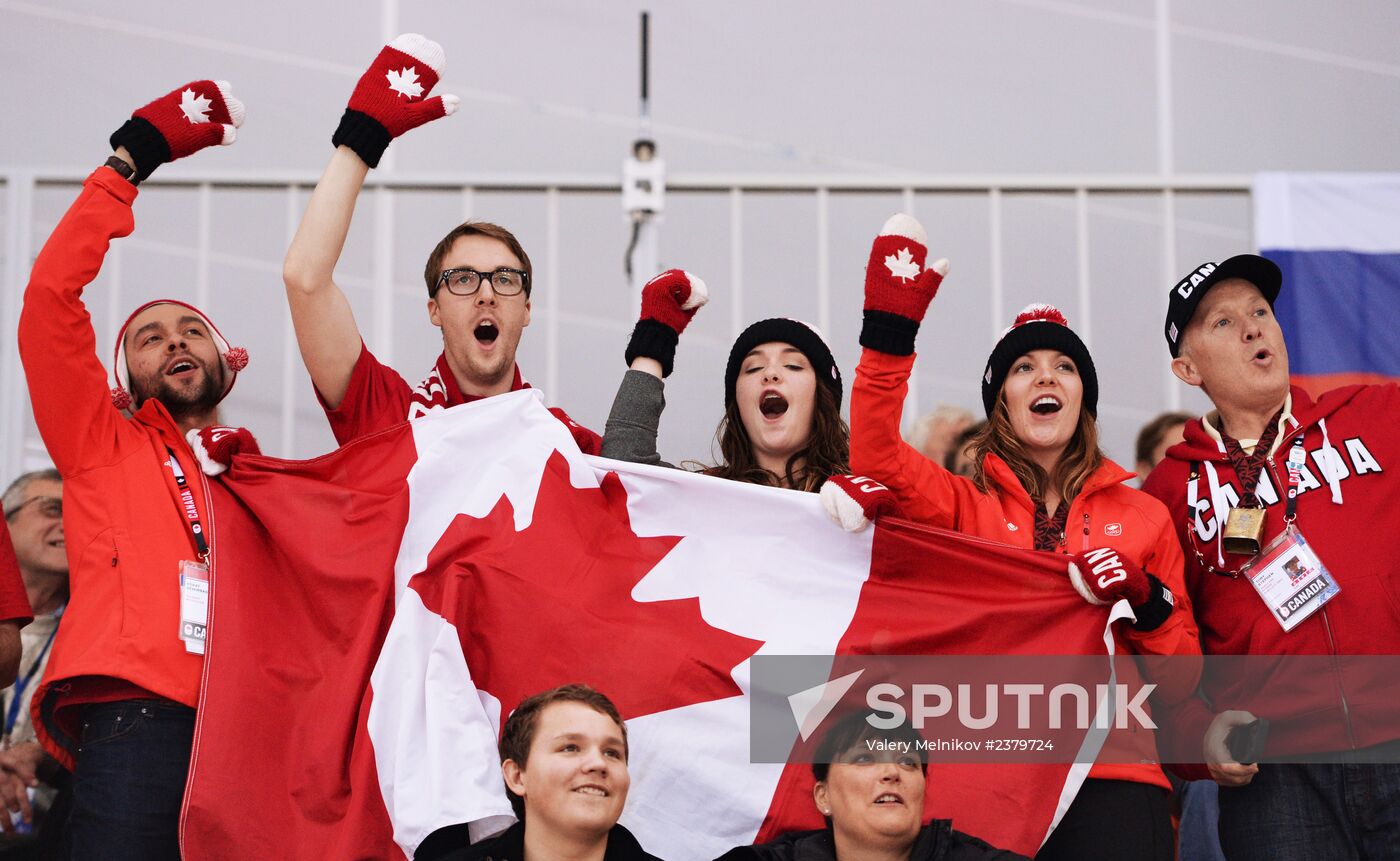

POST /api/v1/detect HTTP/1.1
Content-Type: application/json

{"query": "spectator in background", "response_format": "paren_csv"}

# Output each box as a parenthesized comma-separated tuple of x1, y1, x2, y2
(0, 470, 69, 845)
(17, 80, 249, 859)
(944, 420, 986, 480)
(1134, 411, 1193, 486)
(907, 405, 974, 467)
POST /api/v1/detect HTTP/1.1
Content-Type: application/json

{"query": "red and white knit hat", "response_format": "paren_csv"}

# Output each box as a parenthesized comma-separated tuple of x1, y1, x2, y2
(981, 303, 1098, 418)
(110, 299, 248, 411)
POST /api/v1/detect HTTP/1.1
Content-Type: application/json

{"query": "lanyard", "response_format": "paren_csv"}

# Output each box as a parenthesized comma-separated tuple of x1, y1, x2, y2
(166, 448, 210, 559)
(1188, 435, 1304, 576)
(3, 606, 64, 742)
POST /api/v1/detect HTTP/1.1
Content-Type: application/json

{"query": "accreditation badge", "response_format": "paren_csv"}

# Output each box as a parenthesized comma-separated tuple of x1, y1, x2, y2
(179, 559, 210, 655)
(1240, 524, 1340, 632)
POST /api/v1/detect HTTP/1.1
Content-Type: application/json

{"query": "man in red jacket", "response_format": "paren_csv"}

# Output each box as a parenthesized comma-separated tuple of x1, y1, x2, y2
(16, 81, 248, 859)
(1143, 255, 1400, 859)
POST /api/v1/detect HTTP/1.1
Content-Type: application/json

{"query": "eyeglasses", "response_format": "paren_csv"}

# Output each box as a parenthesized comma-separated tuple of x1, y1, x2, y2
(437, 267, 530, 297)
(4, 495, 61, 521)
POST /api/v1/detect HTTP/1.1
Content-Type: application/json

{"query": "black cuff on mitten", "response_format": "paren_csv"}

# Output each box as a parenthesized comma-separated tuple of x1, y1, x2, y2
(109, 117, 171, 181)
(331, 109, 392, 169)
(1130, 573, 1175, 632)
(859, 310, 920, 356)
(625, 319, 679, 377)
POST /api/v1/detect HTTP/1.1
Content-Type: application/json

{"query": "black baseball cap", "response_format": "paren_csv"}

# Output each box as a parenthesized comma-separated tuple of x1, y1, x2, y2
(1164, 254, 1281, 358)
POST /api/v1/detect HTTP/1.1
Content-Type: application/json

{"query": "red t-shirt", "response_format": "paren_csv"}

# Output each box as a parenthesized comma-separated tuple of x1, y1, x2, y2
(318, 343, 602, 454)
(0, 524, 35, 627)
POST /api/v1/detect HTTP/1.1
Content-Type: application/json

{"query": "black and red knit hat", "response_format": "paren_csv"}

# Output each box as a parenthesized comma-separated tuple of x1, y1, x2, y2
(110, 299, 248, 412)
(724, 318, 843, 409)
(981, 304, 1097, 418)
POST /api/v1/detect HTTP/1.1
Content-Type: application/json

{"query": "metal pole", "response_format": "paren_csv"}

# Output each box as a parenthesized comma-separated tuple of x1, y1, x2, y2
(988, 188, 1005, 340)
(1163, 189, 1182, 410)
(372, 188, 396, 365)
(729, 188, 744, 339)
(1075, 188, 1092, 349)
(545, 187, 560, 406)
(901, 187, 919, 430)
(1155, 0, 1175, 177)
(0, 174, 35, 480)
(815, 187, 830, 335)
(640, 12, 650, 123)
(281, 185, 300, 456)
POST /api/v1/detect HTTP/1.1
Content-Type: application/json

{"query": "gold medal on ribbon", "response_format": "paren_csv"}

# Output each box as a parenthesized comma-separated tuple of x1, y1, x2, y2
(1223, 506, 1267, 556)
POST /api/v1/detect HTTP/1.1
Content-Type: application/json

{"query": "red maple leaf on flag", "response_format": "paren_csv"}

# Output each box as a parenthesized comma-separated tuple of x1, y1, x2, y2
(408, 450, 764, 721)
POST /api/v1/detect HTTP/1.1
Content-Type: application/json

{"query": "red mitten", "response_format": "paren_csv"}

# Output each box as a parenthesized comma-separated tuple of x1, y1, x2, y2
(820, 474, 904, 533)
(109, 81, 245, 180)
(333, 34, 459, 168)
(186, 426, 261, 477)
(624, 269, 709, 376)
(859, 213, 950, 356)
(1067, 547, 1176, 631)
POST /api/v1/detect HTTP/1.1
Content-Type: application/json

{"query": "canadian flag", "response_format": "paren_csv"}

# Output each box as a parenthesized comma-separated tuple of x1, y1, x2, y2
(180, 391, 1122, 860)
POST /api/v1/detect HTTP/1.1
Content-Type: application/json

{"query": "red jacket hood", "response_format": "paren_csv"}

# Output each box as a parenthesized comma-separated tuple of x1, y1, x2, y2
(1165, 384, 1366, 465)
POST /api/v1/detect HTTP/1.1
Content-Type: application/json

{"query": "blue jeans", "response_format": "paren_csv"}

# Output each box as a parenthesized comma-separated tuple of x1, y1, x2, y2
(66, 700, 195, 861)
(1179, 780, 1227, 861)
(1217, 761, 1400, 861)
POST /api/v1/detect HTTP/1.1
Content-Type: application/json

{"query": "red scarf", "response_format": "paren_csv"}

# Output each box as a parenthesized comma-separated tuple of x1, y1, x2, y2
(408, 353, 526, 420)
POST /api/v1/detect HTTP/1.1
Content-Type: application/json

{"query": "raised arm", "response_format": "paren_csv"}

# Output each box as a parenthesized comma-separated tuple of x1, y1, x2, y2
(19, 82, 244, 474)
(601, 269, 708, 467)
(282, 34, 458, 409)
(282, 148, 372, 408)
(848, 214, 972, 529)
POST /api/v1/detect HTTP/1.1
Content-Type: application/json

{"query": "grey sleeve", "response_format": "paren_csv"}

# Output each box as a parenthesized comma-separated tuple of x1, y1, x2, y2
(601, 369, 676, 469)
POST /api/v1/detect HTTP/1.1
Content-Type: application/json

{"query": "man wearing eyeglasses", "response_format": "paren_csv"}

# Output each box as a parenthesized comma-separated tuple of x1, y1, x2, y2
(1142, 256, 1400, 860)
(0, 470, 67, 842)
(283, 34, 600, 451)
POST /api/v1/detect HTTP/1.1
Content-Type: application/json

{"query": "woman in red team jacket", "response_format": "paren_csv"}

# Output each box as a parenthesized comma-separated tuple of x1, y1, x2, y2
(826, 215, 1201, 861)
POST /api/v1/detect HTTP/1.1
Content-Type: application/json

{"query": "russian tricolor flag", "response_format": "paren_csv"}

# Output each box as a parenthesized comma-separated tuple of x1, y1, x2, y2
(1255, 174, 1400, 399)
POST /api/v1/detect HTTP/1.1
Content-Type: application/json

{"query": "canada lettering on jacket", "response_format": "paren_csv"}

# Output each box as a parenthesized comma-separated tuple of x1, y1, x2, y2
(1191, 436, 1383, 541)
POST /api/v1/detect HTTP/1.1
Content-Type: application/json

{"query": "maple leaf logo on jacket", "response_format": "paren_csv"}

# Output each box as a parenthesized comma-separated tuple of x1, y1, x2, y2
(179, 88, 213, 124)
(408, 451, 764, 721)
(385, 66, 424, 99)
(884, 247, 921, 281)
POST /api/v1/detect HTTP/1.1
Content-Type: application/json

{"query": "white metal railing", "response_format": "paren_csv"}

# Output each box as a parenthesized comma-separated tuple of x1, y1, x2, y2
(0, 170, 1253, 479)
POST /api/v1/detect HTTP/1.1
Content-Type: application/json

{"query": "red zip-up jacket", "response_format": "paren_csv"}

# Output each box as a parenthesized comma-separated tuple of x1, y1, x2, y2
(17, 167, 211, 770)
(852, 348, 1201, 789)
(1143, 384, 1400, 766)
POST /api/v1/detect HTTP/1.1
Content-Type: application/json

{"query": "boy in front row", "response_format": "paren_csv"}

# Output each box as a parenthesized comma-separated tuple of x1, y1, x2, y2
(421, 684, 662, 861)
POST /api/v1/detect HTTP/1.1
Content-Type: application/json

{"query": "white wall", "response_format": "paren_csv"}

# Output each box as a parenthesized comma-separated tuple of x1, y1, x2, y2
(3, 0, 1397, 473)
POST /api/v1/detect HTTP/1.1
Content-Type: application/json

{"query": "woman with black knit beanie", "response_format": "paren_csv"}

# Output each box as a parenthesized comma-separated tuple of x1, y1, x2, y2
(829, 214, 1203, 861)
(601, 269, 848, 492)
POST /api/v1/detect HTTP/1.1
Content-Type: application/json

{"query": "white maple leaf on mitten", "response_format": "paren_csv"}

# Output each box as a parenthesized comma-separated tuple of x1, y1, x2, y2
(179, 88, 213, 124)
(385, 66, 424, 98)
(884, 247, 921, 281)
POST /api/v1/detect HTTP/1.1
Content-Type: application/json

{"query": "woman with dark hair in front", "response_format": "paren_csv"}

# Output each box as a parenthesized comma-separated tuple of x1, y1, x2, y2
(827, 214, 1201, 861)
(417, 683, 662, 861)
(602, 269, 847, 490)
(717, 712, 1025, 861)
